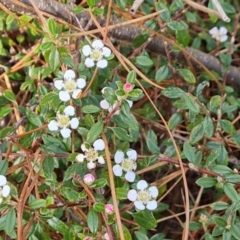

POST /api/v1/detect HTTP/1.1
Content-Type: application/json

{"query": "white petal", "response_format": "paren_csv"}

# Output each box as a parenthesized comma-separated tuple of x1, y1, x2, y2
(102, 47, 111, 57)
(126, 149, 137, 160)
(60, 128, 71, 138)
(220, 35, 228, 42)
(70, 118, 79, 129)
(59, 91, 70, 102)
(113, 110, 120, 115)
(81, 143, 87, 152)
(126, 100, 133, 108)
(100, 100, 110, 110)
(82, 45, 92, 56)
(127, 189, 138, 201)
(125, 171, 136, 182)
(76, 78, 86, 89)
(64, 70, 76, 80)
(97, 59, 108, 69)
(2, 185, 10, 197)
(137, 180, 148, 190)
(64, 106, 75, 116)
(85, 58, 95, 68)
(134, 201, 145, 210)
(219, 26, 227, 35)
(149, 186, 158, 198)
(97, 156, 105, 164)
(76, 154, 85, 162)
(114, 150, 124, 163)
(92, 39, 104, 49)
(48, 120, 59, 131)
(0, 175, 7, 186)
(87, 161, 96, 169)
(93, 139, 105, 151)
(54, 80, 64, 90)
(113, 165, 123, 177)
(72, 89, 81, 99)
(146, 200, 157, 210)
(101, 87, 107, 94)
(209, 27, 218, 35)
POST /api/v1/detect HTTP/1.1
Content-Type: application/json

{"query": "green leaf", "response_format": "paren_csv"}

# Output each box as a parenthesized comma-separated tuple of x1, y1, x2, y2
(5, 208, 16, 235)
(223, 183, 239, 202)
(93, 202, 105, 213)
(157, 3, 171, 22)
(195, 177, 217, 188)
(203, 116, 214, 138)
(86, 120, 103, 143)
(59, 186, 80, 202)
(110, 127, 133, 142)
(135, 56, 153, 67)
(155, 65, 171, 83)
(176, 29, 190, 47)
(212, 216, 227, 227)
(0, 107, 13, 119)
(63, 163, 88, 181)
(26, 109, 43, 127)
(161, 87, 185, 99)
(178, 68, 195, 83)
(116, 188, 128, 199)
(184, 95, 199, 113)
(132, 210, 157, 229)
(167, 21, 187, 31)
(91, 178, 107, 188)
(183, 142, 195, 162)
(114, 224, 132, 240)
(146, 129, 159, 154)
(82, 105, 100, 113)
(29, 199, 46, 209)
(210, 95, 222, 108)
(87, 0, 95, 7)
(0, 160, 8, 175)
(189, 123, 204, 144)
(43, 156, 54, 176)
(0, 126, 16, 139)
(211, 201, 229, 211)
(196, 81, 210, 96)
(231, 224, 240, 239)
(47, 217, 69, 236)
(219, 119, 236, 135)
(3, 90, 16, 102)
(47, 18, 56, 36)
(49, 46, 60, 71)
(135, 231, 149, 240)
(87, 209, 98, 233)
(126, 70, 136, 84)
(40, 42, 53, 51)
(205, 149, 219, 166)
(168, 112, 182, 130)
(225, 175, 240, 183)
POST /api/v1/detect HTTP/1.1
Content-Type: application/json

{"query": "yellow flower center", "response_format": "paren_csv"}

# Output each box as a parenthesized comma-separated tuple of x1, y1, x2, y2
(137, 190, 150, 205)
(86, 148, 99, 162)
(64, 80, 76, 92)
(91, 49, 102, 61)
(121, 158, 136, 172)
(57, 114, 70, 128)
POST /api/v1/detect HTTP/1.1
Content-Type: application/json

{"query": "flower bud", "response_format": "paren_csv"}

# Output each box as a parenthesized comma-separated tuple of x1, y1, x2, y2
(83, 174, 95, 185)
(123, 83, 133, 92)
(105, 204, 114, 215)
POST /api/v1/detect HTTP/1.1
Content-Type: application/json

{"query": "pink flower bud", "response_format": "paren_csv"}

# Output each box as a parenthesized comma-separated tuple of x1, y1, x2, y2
(83, 237, 93, 240)
(83, 174, 95, 185)
(199, 213, 207, 222)
(123, 83, 133, 92)
(104, 233, 110, 240)
(105, 204, 114, 215)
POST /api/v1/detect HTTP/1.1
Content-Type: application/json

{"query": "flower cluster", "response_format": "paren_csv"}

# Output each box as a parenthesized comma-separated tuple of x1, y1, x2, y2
(0, 175, 10, 204)
(76, 139, 105, 169)
(209, 26, 228, 42)
(128, 180, 158, 210)
(48, 106, 79, 138)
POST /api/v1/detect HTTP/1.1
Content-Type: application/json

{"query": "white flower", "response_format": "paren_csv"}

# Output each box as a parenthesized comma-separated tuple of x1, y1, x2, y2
(48, 105, 79, 138)
(209, 27, 228, 42)
(0, 175, 10, 204)
(82, 40, 111, 68)
(127, 180, 158, 210)
(113, 149, 137, 182)
(76, 139, 105, 169)
(54, 69, 86, 102)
